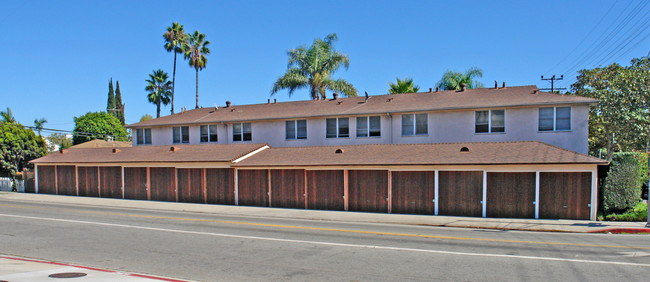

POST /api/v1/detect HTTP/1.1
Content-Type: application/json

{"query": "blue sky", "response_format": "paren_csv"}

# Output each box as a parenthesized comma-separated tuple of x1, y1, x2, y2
(1, 0, 648, 134)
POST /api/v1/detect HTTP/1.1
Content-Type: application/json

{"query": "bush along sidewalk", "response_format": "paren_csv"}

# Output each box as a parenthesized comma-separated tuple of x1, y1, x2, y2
(605, 202, 648, 221)
(602, 152, 647, 214)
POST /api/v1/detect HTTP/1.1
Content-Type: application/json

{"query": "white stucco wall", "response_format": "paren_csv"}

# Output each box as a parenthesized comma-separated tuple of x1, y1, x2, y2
(132, 104, 590, 154)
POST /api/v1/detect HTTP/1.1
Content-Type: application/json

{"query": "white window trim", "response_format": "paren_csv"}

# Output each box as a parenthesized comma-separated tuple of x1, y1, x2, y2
(286, 120, 307, 140)
(356, 116, 381, 138)
(326, 117, 350, 139)
(232, 122, 252, 142)
(401, 113, 428, 136)
(538, 106, 572, 132)
(475, 109, 506, 134)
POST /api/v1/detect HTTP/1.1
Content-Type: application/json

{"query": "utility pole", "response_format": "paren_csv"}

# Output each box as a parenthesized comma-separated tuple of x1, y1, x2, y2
(540, 75, 567, 93)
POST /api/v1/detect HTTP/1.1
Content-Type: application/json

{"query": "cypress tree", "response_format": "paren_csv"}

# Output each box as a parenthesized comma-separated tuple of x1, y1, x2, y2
(107, 78, 115, 113)
(115, 80, 125, 124)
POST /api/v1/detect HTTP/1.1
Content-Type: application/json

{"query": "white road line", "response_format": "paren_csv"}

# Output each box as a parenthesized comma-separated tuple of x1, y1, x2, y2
(2, 213, 649, 268)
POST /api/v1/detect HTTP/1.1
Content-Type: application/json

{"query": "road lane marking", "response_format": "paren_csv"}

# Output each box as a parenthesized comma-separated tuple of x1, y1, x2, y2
(1, 202, 649, 250)
(1, 213, 649, 268)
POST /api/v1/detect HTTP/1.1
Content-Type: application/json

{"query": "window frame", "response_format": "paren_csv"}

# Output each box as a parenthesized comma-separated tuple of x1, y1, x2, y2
(356, 116, 381, 138)
(200, 124, 218, 143)
(475, 109, 505, 134)
(285, 120, 307, 140)
(232, 122, 252, 142)
(172, 126, 189, 144)
(326, 117, 350, 139)
(136, 128, 152, 145)
(538, 106, 572, 132)
(401, 113, 428, 136)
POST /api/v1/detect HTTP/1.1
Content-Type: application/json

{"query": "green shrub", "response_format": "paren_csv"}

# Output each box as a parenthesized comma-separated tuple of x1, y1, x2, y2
(605, 202, 648, 221)
(602, 152, 647, 212)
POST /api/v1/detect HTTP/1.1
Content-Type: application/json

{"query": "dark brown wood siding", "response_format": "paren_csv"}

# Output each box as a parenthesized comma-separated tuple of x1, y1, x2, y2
(99, 166, 122, 199)
(56, 165, 76, 196)
(237, 169, 269, 207)
(23, 171, 35, 193)
(391, 171, 435, 215)
(540, 172, 592, 220)
(37, 165, 56, 194)
(149, 167, 176, 202)
(487, 172, 535, 218)
(124, 167, 147, 200)
(306, 170, 344, 211)
(270, 169, 305, 209)
(206, 168, 235, 205)
(177, 168, 204, 203)
(77, 167, 99, 197)
(348, 170, 388, 213)
(438, 171, 483, 217)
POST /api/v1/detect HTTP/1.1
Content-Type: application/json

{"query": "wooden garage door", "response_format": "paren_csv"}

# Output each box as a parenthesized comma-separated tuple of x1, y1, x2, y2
(306, 170, 344, 211)
(540, 172, 591, 220)
(348, 170, 388, 213)
(206, 168, 235, 205)
(177, 168, 204, 204)
(487, 172, 535, 218)
(37, 165, 56, 194)
(438, 171, 483, 217)
(78, 167, 99, 197)
(237, 169, 269, 207)
(270, 169, 305, 209)
(100, 166, 122, 199)
(124, 167, 147, 200)
(149, 167, 176, 202)
(391, 171, 435, 215)
(55, 165, 76, 196)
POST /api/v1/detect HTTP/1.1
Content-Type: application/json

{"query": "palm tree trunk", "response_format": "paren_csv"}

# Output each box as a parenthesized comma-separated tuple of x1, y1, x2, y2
(171, 52, 177, 114)
(157, 101, 161, 118)
(195, 69, 199, 109)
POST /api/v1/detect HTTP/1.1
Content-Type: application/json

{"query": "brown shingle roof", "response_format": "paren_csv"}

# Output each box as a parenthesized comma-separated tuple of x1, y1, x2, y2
(232, 142, 607, 167)
(31, 143, 268, 164)
(68, 139, 132, 149)
(127, 86, 597, 128)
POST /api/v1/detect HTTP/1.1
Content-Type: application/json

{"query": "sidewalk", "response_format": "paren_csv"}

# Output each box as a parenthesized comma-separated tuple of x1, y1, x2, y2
(0, 255, 185, 282)
(1, 192, 647, 233)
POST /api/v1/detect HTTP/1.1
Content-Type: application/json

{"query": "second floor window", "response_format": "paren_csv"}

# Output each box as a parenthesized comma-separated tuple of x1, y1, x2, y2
(357, 116, 381, 137)
(135, 128, 152, 145)
(286, 120, 307, 140)
(475, 110, 505, 133)
(539, 107, 571, 131)
(200, 125, 218, 143)
(401, 113, 428, 136)
(172, 126, 189, 144)
(233, 123, 252, 141)
(326, 118, 349, 138)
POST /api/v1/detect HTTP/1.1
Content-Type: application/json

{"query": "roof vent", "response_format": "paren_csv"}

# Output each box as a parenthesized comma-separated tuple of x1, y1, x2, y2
(226, 101, 231, 107)
(429, 88, 433, 92)
(459, 83, 467, 92)
(387, 97, 394, 102)
(170, 146, 179, 152)
(59, 149, 68, 154)
(333, 93, 339, 100)
(337, 101, 343, 105)
(436, 87, 439, 92)
(502, 82, 506, 88)
(460, 147, 470, 153)
(494, 81, 498, 89)
(112, 148, 120, 153)
(335, 148, 344, 154)
(267, 99, 270, 104)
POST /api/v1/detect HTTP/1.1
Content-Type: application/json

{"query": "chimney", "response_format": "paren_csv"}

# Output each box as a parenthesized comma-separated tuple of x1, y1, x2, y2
(267, 99, 270, 104)
(502, 82, 506, 88)
(494, 81, 498, 89)
(459, 83, 467, 91)
(436, 87, 439, 92)
(429, 88, 433, 93)
(226, 101, 231, 108)
(274, 99, 277, 104)
(333, 93, 339, 100)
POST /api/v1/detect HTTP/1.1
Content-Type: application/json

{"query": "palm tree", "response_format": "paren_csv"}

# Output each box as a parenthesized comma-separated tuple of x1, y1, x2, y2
(183, 30, 210, 109)
(1, 107, 16, 123)
(145, 69, 172, 118)
(33, 118, 47, 136)
(271, 33, 357, 100)
(163, 22, 187, 115)
(388, 77, 420, 94)
(435, 67, 485, 90)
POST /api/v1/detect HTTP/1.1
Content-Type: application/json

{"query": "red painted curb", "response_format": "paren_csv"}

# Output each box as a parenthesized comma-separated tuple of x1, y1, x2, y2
(588, 228, 650, 234)
(0, 255, 188, 281)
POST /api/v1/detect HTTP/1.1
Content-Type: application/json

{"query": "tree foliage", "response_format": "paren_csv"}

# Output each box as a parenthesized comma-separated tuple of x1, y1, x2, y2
(435, 67, 484, 90)
(0, 122, 47, 179)
(140, 114, 154, 122)
(602, 152, 646, 212)
(115, 80, 125, 125)
(183, 30, 210, 109)
(570, 56, 650, 160)
(1, 107, 16, 123)
(107, 78, 115, 112)
(72, 112, 128, 145)
(164, 22, 187, 115)
(33, 118, 47, 136)
(388, 77, 420, 94)
(271, 33, 357, 100)
(46, 133, 72, 152)
(145, 69, 172, 118)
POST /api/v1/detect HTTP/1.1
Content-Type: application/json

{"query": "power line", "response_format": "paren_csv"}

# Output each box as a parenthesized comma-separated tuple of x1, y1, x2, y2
(1, 122, 131, 139)
(540, 75, 567, 93)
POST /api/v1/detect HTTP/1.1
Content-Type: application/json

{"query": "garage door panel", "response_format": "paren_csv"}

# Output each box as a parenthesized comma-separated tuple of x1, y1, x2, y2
(438, 171, 483, 217)
(487, 172, 535, 218)
(391, 171, 435, 215)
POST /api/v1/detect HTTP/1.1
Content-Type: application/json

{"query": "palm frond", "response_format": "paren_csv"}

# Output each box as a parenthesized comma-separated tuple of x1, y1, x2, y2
(326, 78, 358, 97)
(271, 71, 309, 97)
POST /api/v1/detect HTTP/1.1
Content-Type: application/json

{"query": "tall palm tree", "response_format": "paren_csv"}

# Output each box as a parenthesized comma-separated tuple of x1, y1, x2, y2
(1, 107, 16, 123)
(388, 77, 420, 94)
(33, 118, 47, 136)
(435, 67, 485, 90)
(145, 69, 172, 118)
(271, 33, 357, 100)
(163, 22, 187, 115)
(183, 30, 210, 109)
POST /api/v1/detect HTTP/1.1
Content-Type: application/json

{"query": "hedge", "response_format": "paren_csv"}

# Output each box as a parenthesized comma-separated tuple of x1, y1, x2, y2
(602, 152, 647, 212)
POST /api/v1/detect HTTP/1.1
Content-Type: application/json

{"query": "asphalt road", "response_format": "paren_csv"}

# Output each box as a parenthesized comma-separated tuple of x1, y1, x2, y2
(0, 198, 649, 281)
